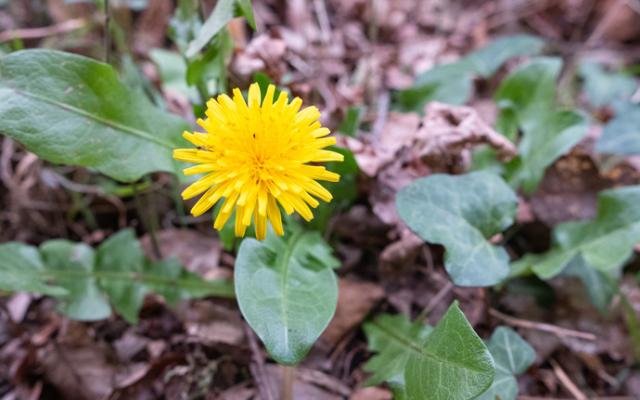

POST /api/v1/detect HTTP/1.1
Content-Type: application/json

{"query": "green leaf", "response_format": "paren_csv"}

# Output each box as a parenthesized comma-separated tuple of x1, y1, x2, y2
(396, 172, 517, 286)
(186, 0, 255, 58)
(234, 230, 339, 365)
(338, 106, 364, 137)
(0, 243, 67, 297)
(529, 185, 640, 279)
(395, 62, 473, 112)
(476, 327, 535, 400)
(40, 241, 111, 321)
(308, 147, 359, 232)
(149, 48, 199, 101)
(405, 302, 495, 400)
(0, 230, 234, 323)
(579, 62, 636, 108)
(563, 255, 618, 312)
(466, 34, 545, 78)
(0, 49, 189, 182)
(395, 35, 544, 112)
(596, 105, 640, 156)
(363, 314, 433, 389)
(496, 58, 589, 192)
(95, 230, 149, 323)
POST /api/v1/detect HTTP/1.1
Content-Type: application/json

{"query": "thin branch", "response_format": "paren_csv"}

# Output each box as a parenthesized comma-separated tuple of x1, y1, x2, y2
(549, 359, 588, 400)
(489, 308, 597, 341)
(0, 18, 87, 44)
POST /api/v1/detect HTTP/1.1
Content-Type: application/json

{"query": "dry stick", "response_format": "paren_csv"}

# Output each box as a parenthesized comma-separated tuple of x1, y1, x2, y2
(417, 281, 454, 322)
(488, 308, 597, 341)
(0, 18, 87, 43)
(282, 365, 295, 400)
(549, 359, 588, 400)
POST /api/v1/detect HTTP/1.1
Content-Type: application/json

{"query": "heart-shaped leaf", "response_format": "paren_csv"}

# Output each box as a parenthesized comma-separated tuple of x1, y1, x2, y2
(476, 327, 535, 400)
(0, 49, 189, 182)
(234, 230, 339, 365)
(530, 185, 640, 279)
(396, 171, 517, 286)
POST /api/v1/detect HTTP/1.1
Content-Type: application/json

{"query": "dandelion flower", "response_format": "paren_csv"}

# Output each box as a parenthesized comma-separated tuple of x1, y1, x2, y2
(173, 83, 344, 240)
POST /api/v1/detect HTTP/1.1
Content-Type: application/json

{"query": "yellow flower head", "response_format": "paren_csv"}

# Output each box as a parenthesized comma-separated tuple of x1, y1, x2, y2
(173, 83, 344, 240)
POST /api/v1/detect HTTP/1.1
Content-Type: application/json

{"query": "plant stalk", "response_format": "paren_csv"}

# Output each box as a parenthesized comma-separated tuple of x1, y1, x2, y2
(103, 0, 110, 63)
(281, 365, 295, 400)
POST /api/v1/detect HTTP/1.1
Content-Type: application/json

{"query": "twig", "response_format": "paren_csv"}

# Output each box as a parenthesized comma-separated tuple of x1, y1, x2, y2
(417, 282, 454, 322)
(549, 359, 588, 400)
(489, 309, 597, 341)
(371, 92, 390, 138)
(0, 18, 87, 43)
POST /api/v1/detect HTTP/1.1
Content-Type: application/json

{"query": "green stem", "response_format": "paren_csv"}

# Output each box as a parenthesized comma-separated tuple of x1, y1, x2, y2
(133, 182, 162, 259)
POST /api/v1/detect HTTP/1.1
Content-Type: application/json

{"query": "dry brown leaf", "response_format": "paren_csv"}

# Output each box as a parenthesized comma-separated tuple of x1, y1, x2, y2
(320, 278, 385, 347)
(350, 386, 393, 400)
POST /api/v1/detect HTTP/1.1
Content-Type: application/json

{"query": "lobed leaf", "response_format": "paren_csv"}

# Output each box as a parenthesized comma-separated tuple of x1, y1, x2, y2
(0, 230, 234, 323)
(396, 171, 517, 286)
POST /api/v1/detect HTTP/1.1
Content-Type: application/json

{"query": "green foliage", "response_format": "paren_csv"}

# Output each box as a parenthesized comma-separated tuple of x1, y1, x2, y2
(476, 327, 536, 400)
(234, 229, 339, 365)
(496, 57, 589, 192)
(309, 147, 359, 232)
(338, 106, 364, 137)
(149, 48, 199, 101)
(0, 49, 189, 182)
(596, 105, 640, 155)
(513, 185, 640, 311)
(186, 0, 255, 58)
(364, 303, 495, 400)
(363, 314, 433, 390)
(0, 230, 234, 323)
(396, 172, 517, 286)
(395, 35, 544, 112)
(530, 185, 640, 279)
(579, 62, 636, 108)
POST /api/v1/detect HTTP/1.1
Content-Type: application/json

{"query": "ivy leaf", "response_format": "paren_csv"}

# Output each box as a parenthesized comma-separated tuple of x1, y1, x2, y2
(579, 62, 637, 108)
(40, 241, 112, 321)
(0, 243, 67, 297)
(0, 230, 234, 323)
(529, 185, 640, 279)
(476, 327, 535, 400)
(465, 34, 545, 79)
(395, 34, 544, 112)
(186, 0, 255, 58)
(363, 314, 433, 390)
(405, 302, 495, 400)
(496, 57, 589, 193)
(0, 49, 189, 182)
(396, 172, 517, 286)
(596, 105, 640, 156)
(234, 230, 339, 365)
